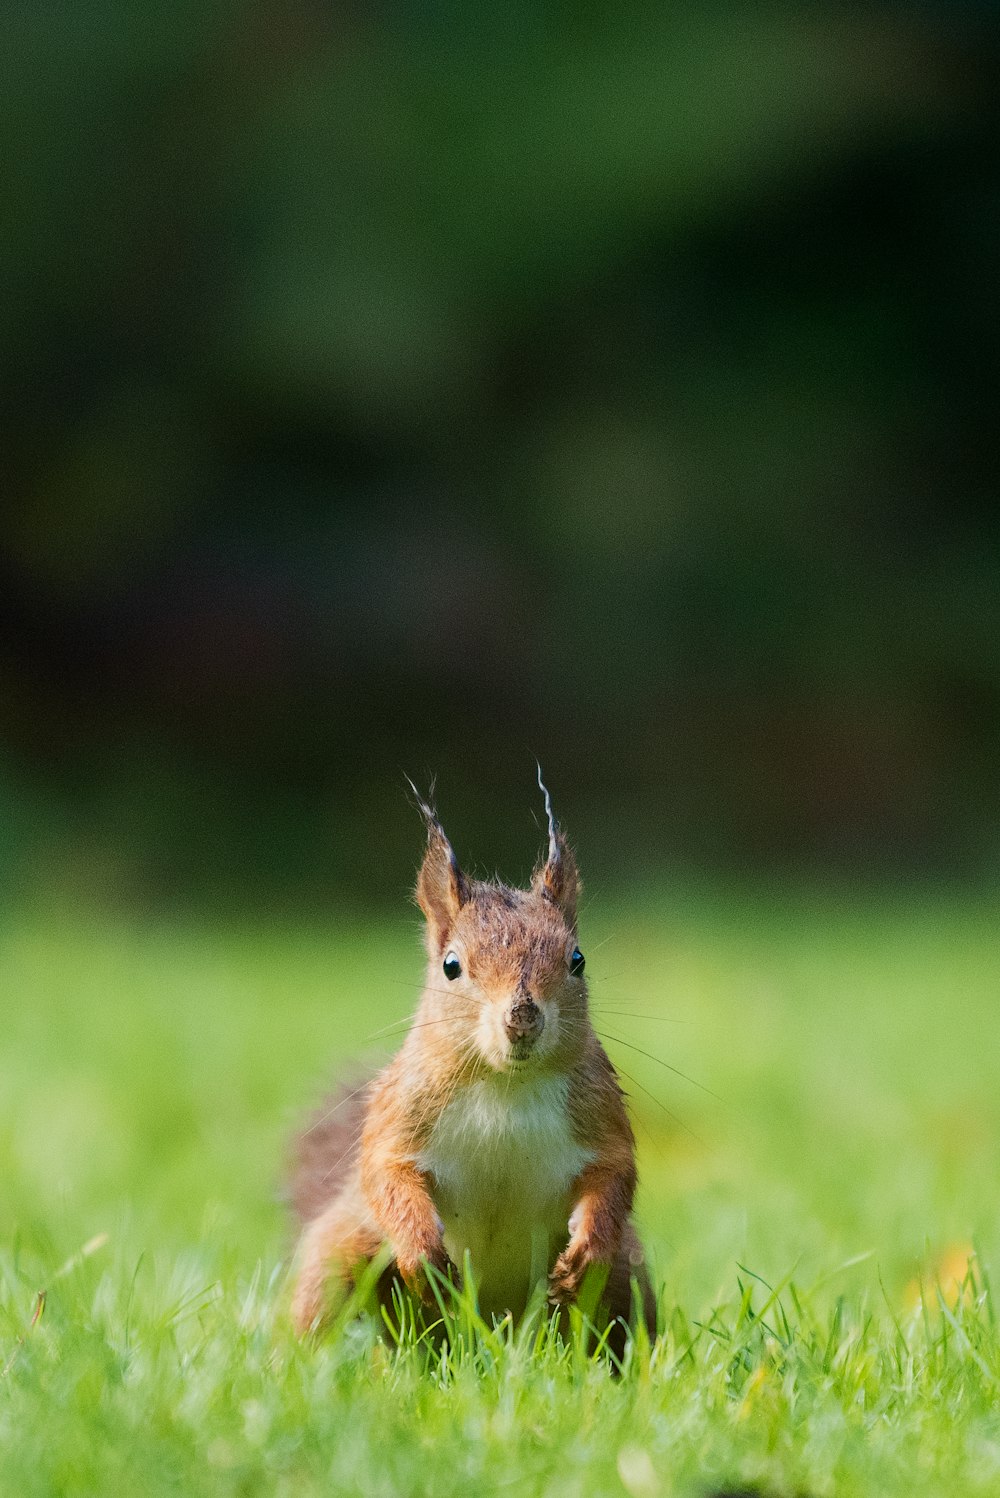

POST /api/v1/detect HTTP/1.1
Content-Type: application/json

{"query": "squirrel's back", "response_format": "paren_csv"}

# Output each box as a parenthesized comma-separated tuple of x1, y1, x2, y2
(289, 1080, 369, 1225)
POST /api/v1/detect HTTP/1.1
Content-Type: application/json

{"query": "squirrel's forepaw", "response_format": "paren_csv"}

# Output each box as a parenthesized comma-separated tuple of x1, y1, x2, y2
(548, 1243, 590, 1306)
(397, 1244, 458, 1306)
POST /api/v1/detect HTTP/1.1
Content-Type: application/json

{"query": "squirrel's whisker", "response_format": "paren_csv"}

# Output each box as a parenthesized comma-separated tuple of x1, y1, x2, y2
(592, 1029, 725, 1104)
(609, 1061, 706, 1146)
(300, 1079, 372, 1137)
(590, 1007, 689, 1024)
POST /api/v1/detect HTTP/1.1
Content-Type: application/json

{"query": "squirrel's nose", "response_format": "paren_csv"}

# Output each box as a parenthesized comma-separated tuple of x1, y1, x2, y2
(504, 1000, 544, 1044)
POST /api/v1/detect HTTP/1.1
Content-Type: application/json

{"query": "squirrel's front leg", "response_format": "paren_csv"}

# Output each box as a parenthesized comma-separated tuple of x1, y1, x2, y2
(362, 1152, 453, 1303)
(549, 1159, 635, 1306)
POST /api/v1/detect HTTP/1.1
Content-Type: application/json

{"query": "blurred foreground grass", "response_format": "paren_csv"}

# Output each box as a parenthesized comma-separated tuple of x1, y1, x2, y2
(1, 888, 998, 1495)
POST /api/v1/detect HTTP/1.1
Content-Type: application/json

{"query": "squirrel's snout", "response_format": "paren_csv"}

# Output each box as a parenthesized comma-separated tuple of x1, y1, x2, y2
(503, 999, 544, 1046)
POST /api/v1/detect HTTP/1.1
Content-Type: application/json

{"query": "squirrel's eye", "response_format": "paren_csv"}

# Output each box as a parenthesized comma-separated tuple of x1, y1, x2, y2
(570, 947, 585, 976)
(443, 952, 462, 981)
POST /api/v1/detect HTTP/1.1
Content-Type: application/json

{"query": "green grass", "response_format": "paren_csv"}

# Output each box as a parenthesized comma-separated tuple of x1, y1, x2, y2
(2, 887, 999, 1496)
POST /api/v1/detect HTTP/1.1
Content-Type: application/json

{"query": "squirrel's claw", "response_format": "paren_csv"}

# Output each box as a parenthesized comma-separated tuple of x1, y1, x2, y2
(548, 1242, 590, 1305)
(397, 1244, 458, 1306)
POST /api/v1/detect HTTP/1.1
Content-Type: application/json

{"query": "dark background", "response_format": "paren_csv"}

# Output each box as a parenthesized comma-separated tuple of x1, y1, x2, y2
(3, 1, 998, 910)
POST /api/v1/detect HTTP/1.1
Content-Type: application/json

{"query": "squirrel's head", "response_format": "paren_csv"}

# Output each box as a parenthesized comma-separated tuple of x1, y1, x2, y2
(409, 773, 587, 1074)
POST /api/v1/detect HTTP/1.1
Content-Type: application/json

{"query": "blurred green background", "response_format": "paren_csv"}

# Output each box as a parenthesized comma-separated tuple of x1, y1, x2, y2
(2, 1, 998, 909)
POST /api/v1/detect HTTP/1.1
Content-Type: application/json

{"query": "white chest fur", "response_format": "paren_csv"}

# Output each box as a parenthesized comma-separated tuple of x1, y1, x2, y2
(416, 1073, 591, 1316)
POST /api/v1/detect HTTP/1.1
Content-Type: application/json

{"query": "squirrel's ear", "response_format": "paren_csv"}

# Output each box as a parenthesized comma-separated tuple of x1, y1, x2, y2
(408, 781, 469, 952)
(531, 769, 580, 929)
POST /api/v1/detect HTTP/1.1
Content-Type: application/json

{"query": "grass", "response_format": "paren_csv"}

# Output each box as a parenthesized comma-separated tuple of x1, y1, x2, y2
(1, 885, 999, 1496)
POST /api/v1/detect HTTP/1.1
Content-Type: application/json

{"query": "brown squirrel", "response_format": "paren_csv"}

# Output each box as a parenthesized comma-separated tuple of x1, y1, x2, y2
(289, 777, 655, 1351)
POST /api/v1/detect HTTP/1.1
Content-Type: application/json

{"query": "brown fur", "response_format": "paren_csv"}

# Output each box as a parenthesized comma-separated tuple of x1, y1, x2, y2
(289, 793, 655, 1353)
(288, 1081, 370, 1226)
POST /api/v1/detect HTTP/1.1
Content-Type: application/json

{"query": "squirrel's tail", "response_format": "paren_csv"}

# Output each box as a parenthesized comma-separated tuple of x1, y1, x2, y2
(285, 1076, 370, 1225)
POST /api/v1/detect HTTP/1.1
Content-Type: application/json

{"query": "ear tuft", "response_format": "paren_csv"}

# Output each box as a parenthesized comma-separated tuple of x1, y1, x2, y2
(406, 777, 469, 952)
(531, 767, 580, 928)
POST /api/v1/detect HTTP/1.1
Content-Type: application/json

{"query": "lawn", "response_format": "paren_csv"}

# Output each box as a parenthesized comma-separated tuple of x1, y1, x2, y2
(1, 886, 998, 1496)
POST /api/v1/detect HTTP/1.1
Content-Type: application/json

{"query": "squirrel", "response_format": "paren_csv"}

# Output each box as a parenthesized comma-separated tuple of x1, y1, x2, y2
(289, 776, 656, 1353)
